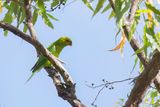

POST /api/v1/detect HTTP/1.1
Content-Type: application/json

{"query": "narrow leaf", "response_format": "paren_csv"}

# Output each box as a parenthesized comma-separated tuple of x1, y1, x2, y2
(47, 13, 59, 21)
(92, 0, 106, 17)
(51, 0, 59, 8)
(146, 1, 153, 28)
(82, 0, 94, 11)
(42, 14, 54, 29)
(109, 31, 126, 51)
(101, 3, 111, 13)
(130, 57, 138, 74)
(32, 9, 38, 25)
(108, 10, 115, 19)
(146, 2, 160, 15)
(0, 0, 2, 13)
(132, 46, 149, 56)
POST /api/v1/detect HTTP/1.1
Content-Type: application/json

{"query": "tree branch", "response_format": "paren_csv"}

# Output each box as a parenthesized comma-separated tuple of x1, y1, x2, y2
(124, 49, 160, 107)
(154, 72, 160, 93)
(45, 67, 86, 107)
(0, 21, 73, 86)
(24, 0, 37, 40)
(24, 0, 41, 56)
(108, 0, 148, 67)
(0, 21, 87, 107)
(123, 0, 160, 105)
(108, 0, 160, 106)
(86, 78, 135, 106)
(123, 0, 149, 67)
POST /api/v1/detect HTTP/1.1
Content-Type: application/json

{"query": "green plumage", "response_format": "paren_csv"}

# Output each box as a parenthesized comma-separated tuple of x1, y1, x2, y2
(26, 36, 72, 82)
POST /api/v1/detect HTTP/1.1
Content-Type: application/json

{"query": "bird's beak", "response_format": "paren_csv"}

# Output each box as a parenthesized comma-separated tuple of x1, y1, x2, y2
(69, 42, 72, 46)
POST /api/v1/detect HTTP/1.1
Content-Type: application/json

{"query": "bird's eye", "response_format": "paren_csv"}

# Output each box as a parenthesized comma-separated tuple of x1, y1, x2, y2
(65, 39, 70, 43)
(65, 39, 72, 45)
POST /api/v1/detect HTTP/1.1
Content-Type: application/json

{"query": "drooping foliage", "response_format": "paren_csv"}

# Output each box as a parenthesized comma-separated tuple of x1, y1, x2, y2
(82, 0, 160, 106)
(1, 0, 67, 35)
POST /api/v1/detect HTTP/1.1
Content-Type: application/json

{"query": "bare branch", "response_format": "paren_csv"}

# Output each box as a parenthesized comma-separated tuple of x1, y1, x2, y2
(87, 78, 135, 89)
(91, 86, 106, 107)
(24, 0, 37, 40)
(45, 67, 86, 107)
(24, 0, 41, 56)
(86, 78, 135, 106)
(153, 72, 160, 93)
(108, 0, 115, 11)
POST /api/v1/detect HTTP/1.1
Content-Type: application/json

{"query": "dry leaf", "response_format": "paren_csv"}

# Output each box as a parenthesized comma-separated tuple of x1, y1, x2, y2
(147, 0, 153, 28)
(109, 31, 126, 51)
(0, 0, 2, 13)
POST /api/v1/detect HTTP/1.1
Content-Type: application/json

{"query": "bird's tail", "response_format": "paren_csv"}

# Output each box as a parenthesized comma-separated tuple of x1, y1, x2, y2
(30, 63, 37, 71)
(24, 71, 36, 84)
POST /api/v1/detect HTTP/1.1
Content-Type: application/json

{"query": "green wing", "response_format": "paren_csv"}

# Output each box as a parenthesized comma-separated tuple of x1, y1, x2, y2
(26, 46, 56, 83)
(31, 56, 48, 72)
(26, 36, 72, 83)
(26, 55, 48, 82)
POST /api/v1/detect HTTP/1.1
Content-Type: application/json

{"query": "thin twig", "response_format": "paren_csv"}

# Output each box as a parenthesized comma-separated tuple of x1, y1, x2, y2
(86, 77, 135, 106)
(91, 86, 106, 107)
(87, 78, 135, 89)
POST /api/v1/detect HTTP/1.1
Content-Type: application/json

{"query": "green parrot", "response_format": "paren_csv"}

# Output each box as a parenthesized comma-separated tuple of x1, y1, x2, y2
(26, 36, 72, 82)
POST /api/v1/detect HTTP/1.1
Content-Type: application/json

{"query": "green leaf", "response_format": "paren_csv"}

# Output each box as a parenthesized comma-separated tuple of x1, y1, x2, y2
(46, 13, 59, 21)
(101, 3, 111, 13)
(82, 0, 94, 11)
(115, 0, 123, 12)
(4, 30, 8, 36)
(156, 32, 160, 44)
(17, 7, 23, 28)
(92, 0, 106, 17)
(146, 27, 160, 52)
(36, 0, 54, 29)
(2, 1, 18, 36)
(132, 46, 149, 56)
(13, 3, 20, 17)
(150, 91, 158, 99)
(32, 9, 39, 25)
(139, 61, 144, 72)
(42, 14, 54, 29)
(37, 0, 46, 12)
(3, 12, 12, 23)
(108, 10, 115, 19)
(8, 1, 16, 14)
(51, 0, 59, 8)
(145, 2, 160, 15)
(155, 14, 160, 23)
(115, 0, 131, 24)
(136, 9, 151, 14)
(129, 21, 137, 41)
(146, 22, 160, 50)
(143, 25, 150, 56)
(3, 2, 10, 9)
(131, 57, 138, 73)
(23, 24, 28, 33)
(19, 8, 26, 24)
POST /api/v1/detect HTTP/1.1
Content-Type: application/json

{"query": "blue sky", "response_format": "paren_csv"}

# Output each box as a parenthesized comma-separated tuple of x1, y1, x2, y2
(0, 1, 138, 107)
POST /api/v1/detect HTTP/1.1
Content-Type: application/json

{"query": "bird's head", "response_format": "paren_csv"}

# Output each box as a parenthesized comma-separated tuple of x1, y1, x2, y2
(56, 36, 72, 47)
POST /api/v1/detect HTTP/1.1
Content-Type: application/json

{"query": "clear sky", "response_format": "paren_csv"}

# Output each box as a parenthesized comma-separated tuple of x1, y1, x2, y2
(0, 1, 138, 107)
